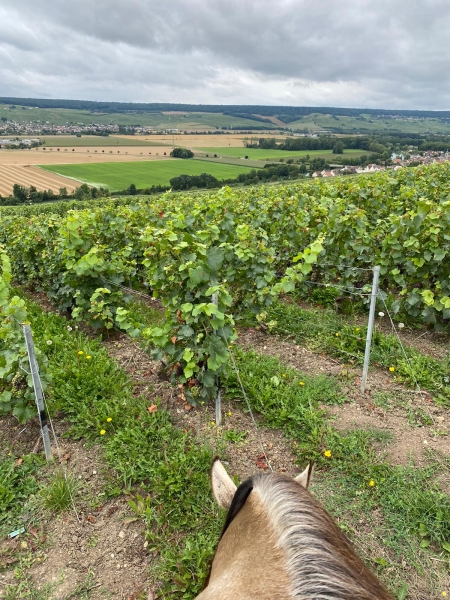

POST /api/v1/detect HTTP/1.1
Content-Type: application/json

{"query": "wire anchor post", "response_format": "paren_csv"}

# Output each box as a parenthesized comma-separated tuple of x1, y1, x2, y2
(361, 266, 380, 393)
(211, 292, 222, 426)
(22, 323, 52, 461)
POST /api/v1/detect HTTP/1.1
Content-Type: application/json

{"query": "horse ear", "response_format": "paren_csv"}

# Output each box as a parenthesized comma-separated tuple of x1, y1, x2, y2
(211, 457, 237, 510)
(294, 461, 314, 489)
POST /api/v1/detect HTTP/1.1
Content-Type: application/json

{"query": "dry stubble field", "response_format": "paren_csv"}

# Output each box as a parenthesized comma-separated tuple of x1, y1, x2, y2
(0, 133, 278, 195)
(0, 165, 78, 196)
(0, 145, 172, 195)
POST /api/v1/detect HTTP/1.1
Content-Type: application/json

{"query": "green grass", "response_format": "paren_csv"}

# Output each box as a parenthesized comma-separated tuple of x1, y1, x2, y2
(0, 453, 42, 536)
(198, 147, 367, 161)
(4, 290, 449, 598)
(40, 160, 258, 190)
(259, 298, 450, 407)
(10, 291, 220, 598)
(40, 470, 79, 512)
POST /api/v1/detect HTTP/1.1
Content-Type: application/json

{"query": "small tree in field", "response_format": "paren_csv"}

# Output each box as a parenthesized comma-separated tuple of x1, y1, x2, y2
(170, 148, 194, 159)
(332, 141, 345, 154)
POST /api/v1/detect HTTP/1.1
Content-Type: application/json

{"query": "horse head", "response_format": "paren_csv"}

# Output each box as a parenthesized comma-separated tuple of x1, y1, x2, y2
(196, 458, 393, 600)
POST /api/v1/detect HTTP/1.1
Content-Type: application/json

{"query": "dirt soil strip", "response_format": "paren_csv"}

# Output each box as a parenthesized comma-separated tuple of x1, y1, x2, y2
(0, 414, 150, 600)
(238, 328, 450, 473)
(0, 165, 78, 195)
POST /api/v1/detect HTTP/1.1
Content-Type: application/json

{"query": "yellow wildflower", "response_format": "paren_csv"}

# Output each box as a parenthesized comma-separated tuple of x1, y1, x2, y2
(78, 350, 84, 355)
(282, 373, 286, 378)
(369, 480, 375, 487)
(106, 417, 112, 423)
(442, 592, 447, 597)
(389, 366, 395, 372)
(324, 450, 332, 458)
(299, 381, 305, 386)
(210, 421, 215, 426)
(335, 333, 339, 337)
(227, 411, 232, 416)
(99, 429, 106, 435)
(86, 355, 92, 360)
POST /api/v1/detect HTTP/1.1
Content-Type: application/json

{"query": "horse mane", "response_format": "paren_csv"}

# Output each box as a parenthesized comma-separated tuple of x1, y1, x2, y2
(222, 472, 393, 600)
(220, 477, 254, 540)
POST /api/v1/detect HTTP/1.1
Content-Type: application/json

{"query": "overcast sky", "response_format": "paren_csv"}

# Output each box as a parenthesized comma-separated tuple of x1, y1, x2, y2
(1, 0, 449, 110)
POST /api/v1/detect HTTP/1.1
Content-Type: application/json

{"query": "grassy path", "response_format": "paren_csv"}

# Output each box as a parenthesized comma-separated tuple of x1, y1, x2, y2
(1, 292, 449, 599)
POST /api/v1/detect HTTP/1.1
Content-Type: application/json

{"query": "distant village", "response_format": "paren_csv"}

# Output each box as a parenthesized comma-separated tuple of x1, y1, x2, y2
(0, 119, 121, 137)
(311, 150, 450, 177)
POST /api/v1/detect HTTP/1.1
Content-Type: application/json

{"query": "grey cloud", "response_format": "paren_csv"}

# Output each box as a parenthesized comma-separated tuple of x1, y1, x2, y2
(1, 0, 450, 108)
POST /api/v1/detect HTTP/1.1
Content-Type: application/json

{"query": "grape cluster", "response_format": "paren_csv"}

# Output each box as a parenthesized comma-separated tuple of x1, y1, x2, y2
(10, 372, 27, 398)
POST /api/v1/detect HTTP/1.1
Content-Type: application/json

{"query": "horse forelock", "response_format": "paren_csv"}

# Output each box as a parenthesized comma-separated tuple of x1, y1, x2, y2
(248, 473, 393, 600)
(220, 476, 254, 541)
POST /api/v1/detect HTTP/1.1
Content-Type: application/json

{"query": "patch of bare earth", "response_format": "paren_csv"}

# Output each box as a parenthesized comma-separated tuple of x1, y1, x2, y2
(0, 415, 149, 600)
(103, 334, 300, 481)
(238, 328, 450, 470)
(253, 114, 286, 127)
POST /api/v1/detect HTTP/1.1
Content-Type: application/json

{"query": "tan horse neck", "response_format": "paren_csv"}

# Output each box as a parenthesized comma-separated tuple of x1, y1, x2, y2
(196, 491, 292, 600)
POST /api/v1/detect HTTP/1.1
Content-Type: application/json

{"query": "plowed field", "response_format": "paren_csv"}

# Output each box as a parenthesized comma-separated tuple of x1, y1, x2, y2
(0, 165, 78, 196)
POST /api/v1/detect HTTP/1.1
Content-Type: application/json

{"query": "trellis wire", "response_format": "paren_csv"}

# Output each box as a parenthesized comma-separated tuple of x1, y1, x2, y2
(302, 280, 373, 297)
(101, 267, 433, 437)
(378, 294, 435, 425)
(100, 268, 378, 397)
(99, 277, 157, 302)
(315, 263, 374, 272)
(226, 342, 273, 471)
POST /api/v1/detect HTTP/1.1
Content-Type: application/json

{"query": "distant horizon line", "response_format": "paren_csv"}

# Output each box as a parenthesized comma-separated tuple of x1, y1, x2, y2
(1, 96, 450, 116)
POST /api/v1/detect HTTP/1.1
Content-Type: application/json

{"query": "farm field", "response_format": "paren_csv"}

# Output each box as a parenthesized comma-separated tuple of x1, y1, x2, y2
(32, 135, 160, 147)
(41, 159, 259, 190)
(0, 135, 162, 147)
(198, 147, 368, 161)
(0, 146, 172, 165)
(118, 132, 285, 147)
(0, 164, 78, 196)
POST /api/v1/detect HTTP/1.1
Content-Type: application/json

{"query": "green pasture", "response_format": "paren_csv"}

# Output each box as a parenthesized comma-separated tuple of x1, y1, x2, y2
(198, 147, 369, 161)
(40, 160, 258, 190)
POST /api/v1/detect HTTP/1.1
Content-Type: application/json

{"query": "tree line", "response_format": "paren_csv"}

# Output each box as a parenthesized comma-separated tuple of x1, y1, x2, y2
(168, 163, 309, 191)
(0, 183, 110, 206)
(3, 97, 450, 121)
